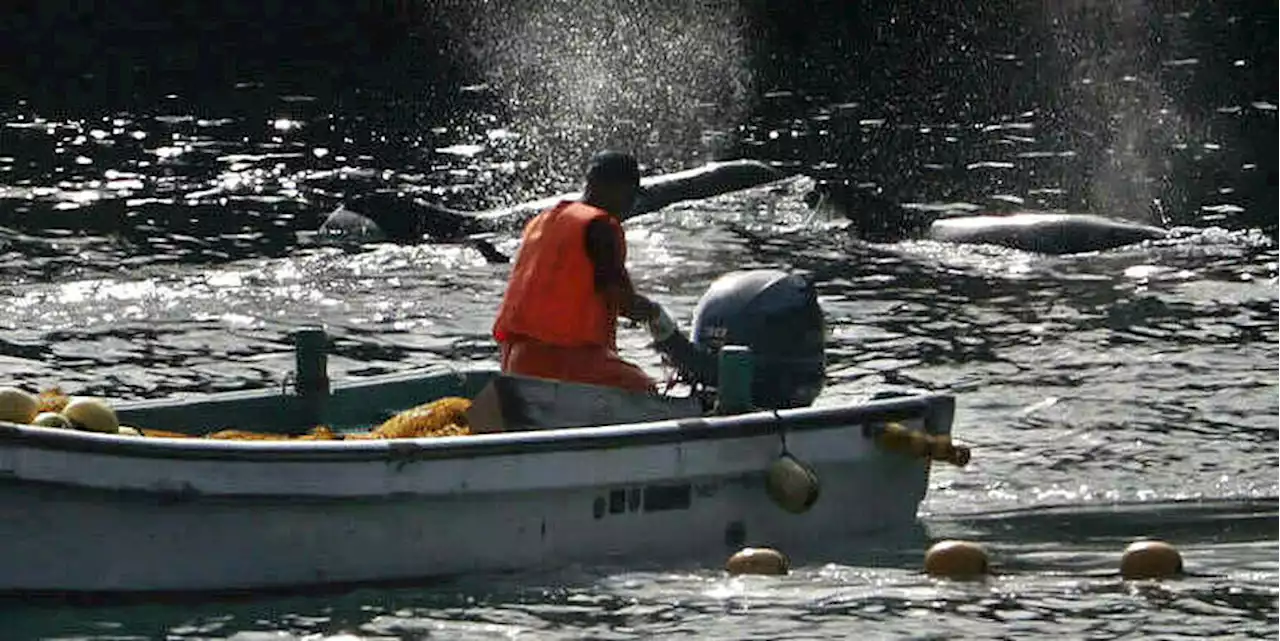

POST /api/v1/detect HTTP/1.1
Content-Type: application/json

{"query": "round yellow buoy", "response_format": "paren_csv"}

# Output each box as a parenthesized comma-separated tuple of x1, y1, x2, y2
(31, 412, 73, 429)
(924, 540, 990, 579)
(1120, 540, 1183, 580)
(61, 397, 120, 434)
(0, 387, 39, 425)
(726, 547, 790, 576)
(765, 454, 821, 514)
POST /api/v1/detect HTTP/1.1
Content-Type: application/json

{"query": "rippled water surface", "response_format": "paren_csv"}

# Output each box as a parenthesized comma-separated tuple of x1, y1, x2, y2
(1, 1, 1276, 639)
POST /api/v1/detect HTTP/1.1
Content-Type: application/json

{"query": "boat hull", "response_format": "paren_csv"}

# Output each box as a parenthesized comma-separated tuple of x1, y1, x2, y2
(0, 393, 951, 594)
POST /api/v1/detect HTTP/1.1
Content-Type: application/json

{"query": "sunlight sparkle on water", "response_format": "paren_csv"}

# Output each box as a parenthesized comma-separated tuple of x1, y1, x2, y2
(54, 279, 164, 304)
(220, 313, 261, 328)
(1123, 264, 1169, 280)
(436, 143, 486, 157)
(204, 271, 244, 289)
(486, 128, 519, 141)
(152, 145, 187, 159)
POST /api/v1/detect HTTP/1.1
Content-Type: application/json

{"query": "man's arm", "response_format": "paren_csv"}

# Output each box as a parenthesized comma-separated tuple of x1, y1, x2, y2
(584, 218, 656, 322)
(584, 219, 717, 380)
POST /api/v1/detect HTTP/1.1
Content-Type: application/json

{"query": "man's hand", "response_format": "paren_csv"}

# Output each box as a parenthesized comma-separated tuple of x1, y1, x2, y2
(626, 293, 660, 323)
(646, 303, 678, 343)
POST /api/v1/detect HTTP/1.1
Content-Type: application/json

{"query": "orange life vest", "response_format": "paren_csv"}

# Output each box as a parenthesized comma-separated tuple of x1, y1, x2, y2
(492, 201, 625, 348)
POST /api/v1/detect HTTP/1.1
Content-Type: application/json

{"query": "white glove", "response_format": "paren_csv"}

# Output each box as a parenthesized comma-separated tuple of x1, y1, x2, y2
(646, 304, 678, 343)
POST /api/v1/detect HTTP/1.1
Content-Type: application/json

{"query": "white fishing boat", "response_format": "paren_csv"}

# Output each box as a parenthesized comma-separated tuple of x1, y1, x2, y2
(0, 270, 967, 595)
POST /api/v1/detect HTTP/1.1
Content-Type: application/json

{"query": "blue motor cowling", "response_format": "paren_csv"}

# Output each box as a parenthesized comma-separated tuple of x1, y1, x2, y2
(690, 270, 826, 409)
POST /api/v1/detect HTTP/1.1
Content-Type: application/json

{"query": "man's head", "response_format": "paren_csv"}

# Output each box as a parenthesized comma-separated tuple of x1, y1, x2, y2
(583, 150, 641, 217)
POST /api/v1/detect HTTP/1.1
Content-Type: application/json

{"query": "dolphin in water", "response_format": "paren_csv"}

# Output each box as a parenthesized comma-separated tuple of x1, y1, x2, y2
(317, 159, 791, 249)
(805, 182, 1168, 254)
(926, 213, 1166, 254)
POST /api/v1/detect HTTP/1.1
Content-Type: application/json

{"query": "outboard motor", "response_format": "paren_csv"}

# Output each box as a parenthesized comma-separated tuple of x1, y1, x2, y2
(658, 269, 826, 409)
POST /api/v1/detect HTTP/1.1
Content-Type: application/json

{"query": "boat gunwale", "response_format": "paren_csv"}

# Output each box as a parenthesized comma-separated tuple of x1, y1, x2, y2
(0, 393, 954, 463)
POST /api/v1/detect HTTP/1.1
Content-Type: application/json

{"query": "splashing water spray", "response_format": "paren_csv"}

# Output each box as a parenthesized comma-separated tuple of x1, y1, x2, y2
(1038, 0, 1193, 225)
(454, 0, 755, 194)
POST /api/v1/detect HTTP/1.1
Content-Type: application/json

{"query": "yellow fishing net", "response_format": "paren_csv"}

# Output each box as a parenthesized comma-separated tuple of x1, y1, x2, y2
(368, 396, 472, 439)
(196, 397, 473, 441)
(23, 385, 473, 442)
(203, 425, 344, 441)
(37, 387, 70, 414)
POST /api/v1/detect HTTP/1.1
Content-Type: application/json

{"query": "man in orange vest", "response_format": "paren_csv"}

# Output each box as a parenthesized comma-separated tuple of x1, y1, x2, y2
(492, 151, 678, 393)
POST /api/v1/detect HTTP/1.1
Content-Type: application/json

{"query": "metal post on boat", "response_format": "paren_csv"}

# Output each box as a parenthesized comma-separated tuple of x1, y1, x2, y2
(716, 345, 754, 414)
(294, 326, 330, 424)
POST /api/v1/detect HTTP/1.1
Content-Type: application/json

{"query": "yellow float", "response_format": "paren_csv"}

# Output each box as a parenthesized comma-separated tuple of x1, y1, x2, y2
(765, 453, 820, 514)
(725, 547, 790, 576)
(0, 387, 39, 424)
(924, 540, 990, 579)
(61, 397, 120, 434)
(874, 422, 970, 467)
(32, 412, 73, 429)
(1120, 540, 1183, 580)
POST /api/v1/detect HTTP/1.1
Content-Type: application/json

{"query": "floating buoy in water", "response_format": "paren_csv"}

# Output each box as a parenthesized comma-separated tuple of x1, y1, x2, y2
(726, 547, 790, 576)
(61, 397, 120, 434)
(32, 412, 73, 429)
(765, 453, 820, 514)
(1120, 540, 1183, 580)
(924, 540, 990, 579)
(0, 387, 39, 424)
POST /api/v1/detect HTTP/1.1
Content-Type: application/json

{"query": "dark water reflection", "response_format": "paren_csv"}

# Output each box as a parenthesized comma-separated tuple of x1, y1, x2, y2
(0, 1, 1277, 639)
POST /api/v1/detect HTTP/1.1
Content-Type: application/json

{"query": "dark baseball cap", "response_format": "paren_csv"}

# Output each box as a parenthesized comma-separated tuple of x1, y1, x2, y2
(586, 150, 640, 186)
